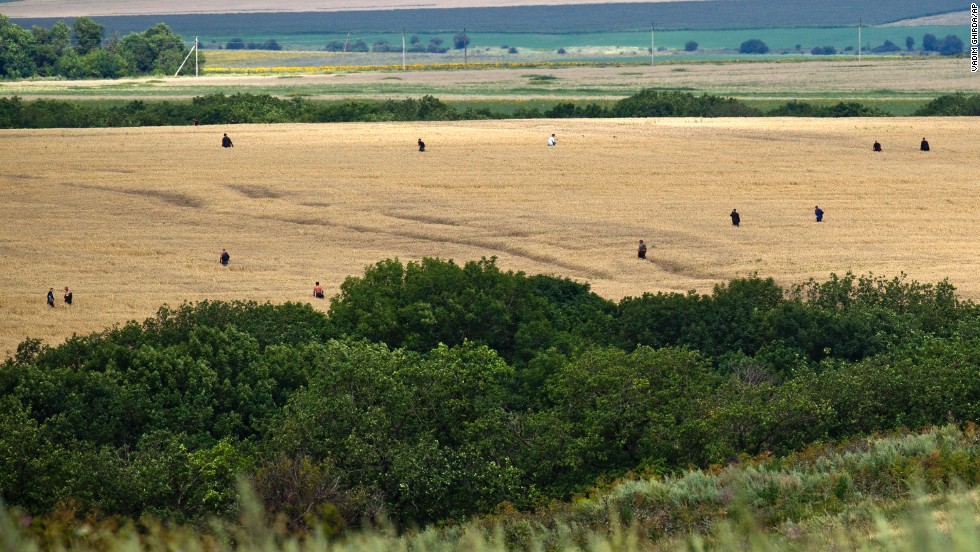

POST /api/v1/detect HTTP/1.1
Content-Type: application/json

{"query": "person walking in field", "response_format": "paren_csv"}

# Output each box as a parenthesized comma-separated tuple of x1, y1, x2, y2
(63, 286, 73, 305)
(548, 133, 557, 147)
(418, 138, 425, 152)
(313, 281, 324, 299)
(920, 137, 930, 151)
(47, 288, 55, 308)
(873, 140, 882, 152)
(814, 205, 824, 222)
(222, 133, 233, 148)
(219, 249, 230, 266)
(637, 240, 648, 260)
(730, 209, 740, 227)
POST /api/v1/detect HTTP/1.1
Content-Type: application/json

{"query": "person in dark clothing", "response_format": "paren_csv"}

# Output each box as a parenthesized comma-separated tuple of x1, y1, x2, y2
(194, 117, 199, 126)
(219, 249, 230, 266)
(637, 240, 647, 259)
(920, 137, 930, 151)
(222, 133, 233, 148)
(418, 138, 425, 152)
(64, 287, 73, 305)
(730, 209, 740, 227)
(47, 288, 55, 308)
(814, 205, 824, 222)
(873, 140, 882, 152)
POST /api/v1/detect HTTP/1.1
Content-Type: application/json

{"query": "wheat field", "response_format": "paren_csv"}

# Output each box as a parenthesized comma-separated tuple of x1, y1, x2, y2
(1, 117, 978, 357)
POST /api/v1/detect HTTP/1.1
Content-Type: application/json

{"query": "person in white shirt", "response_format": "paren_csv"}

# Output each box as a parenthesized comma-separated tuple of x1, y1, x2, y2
(547, 133, 557, 146)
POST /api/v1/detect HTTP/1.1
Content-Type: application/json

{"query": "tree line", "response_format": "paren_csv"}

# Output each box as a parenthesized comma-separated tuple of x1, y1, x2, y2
(1, 91, 977, 129)
(3, 257, 980, 532)
(739, 32, 966, 56)
(0, 15, 196, 79)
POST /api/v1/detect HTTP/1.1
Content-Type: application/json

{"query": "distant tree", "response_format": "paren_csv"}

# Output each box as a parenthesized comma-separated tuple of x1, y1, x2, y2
(844, 45, 854, 52)
(30, 21, 72, 74)
(410, 35, 421, 44)
(452, 33, 469, 49)
(260, 39, 282, 51)
(226, 38, 246, 50)
(73, 17, 104, 55)
(905, 36, 915, 50)
(324, 40, 345, 52)
(116, 23, 192, 74)
(940, 35, 964, 55)
(372, 40, 393, 53)
(0, 15, 38, 78)
(870, 40, 900, 53)
(739, 39, 769, 54)
(508, 46, 519, 54)
(348, 39, 369, 52)
(794, 44, 802, 51)
(556, 47, 566, 55)
(922, 33, 938, 51)
(427, 38, 448, 53)
(684, 40, 698, 52)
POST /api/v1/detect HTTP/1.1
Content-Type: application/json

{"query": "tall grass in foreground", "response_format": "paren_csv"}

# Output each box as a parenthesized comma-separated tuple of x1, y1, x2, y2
(6, 425, 980, 551)
(4, 491, 980, 551)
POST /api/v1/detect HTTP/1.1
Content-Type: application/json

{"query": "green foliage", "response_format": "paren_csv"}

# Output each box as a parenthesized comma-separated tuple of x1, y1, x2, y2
(612, 89, 761, 117)
(914, 93, 980, 116)
(767, 100, 890, 117)
(0, 17, 195, 79)
(327, 257, 613, 364)
(0, 15, 38, 78)
(0, 90, 936, 129)
(739, 38, 770, 54)
(3, 260, 980, 532)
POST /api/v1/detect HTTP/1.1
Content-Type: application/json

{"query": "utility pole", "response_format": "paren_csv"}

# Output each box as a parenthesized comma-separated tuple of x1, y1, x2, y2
(651, 24, 655, 65)
(463, 27, 468, 65)
(402, 28, 407, 70)
(857, 19, 862, 60)
(195, 36, 198, 77)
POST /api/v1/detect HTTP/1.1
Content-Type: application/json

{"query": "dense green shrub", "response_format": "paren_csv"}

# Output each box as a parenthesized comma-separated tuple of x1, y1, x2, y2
(739, 39, 770, 54)
(914, 93, 980, 116)
(1, 17, 195, 79)
(612, 89, 761, 117)
(2, 259, 980, 529)
(767, 100, 890, 117)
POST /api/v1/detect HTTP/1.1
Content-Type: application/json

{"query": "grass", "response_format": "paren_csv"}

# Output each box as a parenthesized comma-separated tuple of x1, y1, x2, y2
(190, 25, 971, 54)
(1, 58, 974, 103)
(2, 116, 980, 357)
(8, 425, 980, 550)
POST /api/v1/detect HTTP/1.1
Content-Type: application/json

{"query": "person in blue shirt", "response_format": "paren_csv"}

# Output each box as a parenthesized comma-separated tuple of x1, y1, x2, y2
(815, 205, 824, 222)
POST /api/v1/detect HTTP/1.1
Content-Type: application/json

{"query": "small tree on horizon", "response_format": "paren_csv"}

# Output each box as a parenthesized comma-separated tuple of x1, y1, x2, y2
(905, 36, 915, 50)
(739, 39, 769, 54)
(684, 40, 698, 52)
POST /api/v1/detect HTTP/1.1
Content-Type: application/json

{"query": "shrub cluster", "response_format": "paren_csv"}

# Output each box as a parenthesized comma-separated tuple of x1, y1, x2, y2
(0, 16, 196, 79)
(5, 91, 976, 129)
(3, 258, 980, 532)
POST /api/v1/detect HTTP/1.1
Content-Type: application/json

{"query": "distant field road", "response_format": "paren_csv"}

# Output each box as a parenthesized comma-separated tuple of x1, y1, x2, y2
(0, 0, 704, 17)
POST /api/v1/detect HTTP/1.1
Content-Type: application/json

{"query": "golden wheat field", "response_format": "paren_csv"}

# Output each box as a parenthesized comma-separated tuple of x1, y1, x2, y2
(1, 117, 978, 357)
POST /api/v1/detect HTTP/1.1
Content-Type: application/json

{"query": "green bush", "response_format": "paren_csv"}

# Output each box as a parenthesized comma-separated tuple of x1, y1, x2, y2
(914, 93, 980, 116)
